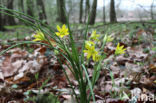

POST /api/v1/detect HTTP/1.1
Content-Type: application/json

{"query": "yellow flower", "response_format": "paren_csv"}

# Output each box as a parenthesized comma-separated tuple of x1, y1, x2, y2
(83, 41, 100, 62)
(33, 30, 46, 41)
(55, 24, 69, 38)
(94, 54, 100, 62)
(85, 41, 95, 49)
(104, 34, 114, 43)
(115, 43, 126, 56)
(90, 30, 100, 41)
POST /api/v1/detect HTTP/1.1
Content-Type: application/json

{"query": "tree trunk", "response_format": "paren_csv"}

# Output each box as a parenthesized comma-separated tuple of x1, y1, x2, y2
(84, 0, 90, 23)
(79, 0, 83, 23)
(26, 0, 34, 17)
(0, 12, 2, 31)
(110, 0, 117, 23)
(89, 0, 97, 25)
(6, 0, 16, 25)
(150, 0, 154, 20)
(18, 0, 24, 13)
(0, 4, 5, 31)
(103, 0, 106, 23)
(56, 0, 60, 21)
(26, 0, 35, 23)
(0, 12, 5, 31)
(37, 0, 47, 23)
(57, 0, 67, 24)
(0, 0, 4, 31)
(17, 0, 24, 24)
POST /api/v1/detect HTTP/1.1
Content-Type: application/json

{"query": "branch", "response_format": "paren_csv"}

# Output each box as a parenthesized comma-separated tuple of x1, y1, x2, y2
(129, 0, 156, 15)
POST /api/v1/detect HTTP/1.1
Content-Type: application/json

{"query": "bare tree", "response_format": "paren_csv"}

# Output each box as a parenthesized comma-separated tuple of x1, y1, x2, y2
(103, 0, 106, 23)
(37, 0, 47, 23)
(26, 0, 34, 17)
(110, 0, 117, 23)
(84, 0, 90, 23)
(6, 0, 16, 25)
(0, 0, 5, 31)
(79, 0, 83, 23)
(57, 0, 67, 24)
(0, 12, 6, 31)
(150, 0, 154, 20)
(18, 0, 24, 13)
(89, 0, 97, 25)
(0, 12, 3, 31)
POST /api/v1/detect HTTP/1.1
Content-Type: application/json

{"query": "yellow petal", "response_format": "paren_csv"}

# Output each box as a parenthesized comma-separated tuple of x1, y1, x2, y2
(57, 25, 61, 31)
(56, 32, 60, 36)
(87, 53, 92, 59)
(62, 24, 66, 29)
(33, 38, 41, 41)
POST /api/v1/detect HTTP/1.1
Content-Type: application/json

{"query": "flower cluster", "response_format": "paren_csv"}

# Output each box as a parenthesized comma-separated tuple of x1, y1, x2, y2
(115, 43, 126, 56)
(33, 24, 69, 47)
(55, 24, 69, 38)
(33, 25, 126, 63)
(33, 24, 69, 41)
(83, 31, 100, 62)
(83, 41, 100, 62)
(90, 30, 100, 42)
(33, 30, 46, 41)
(103, 34, 126, 55)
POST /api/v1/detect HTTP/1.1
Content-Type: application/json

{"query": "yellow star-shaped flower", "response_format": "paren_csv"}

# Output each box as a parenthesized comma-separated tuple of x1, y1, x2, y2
(83, 41, 100, 62)
(85, 41, 95, 49)
(33, 30, 46, 41)
(115, 43, 126, 56)
(90, 30, 100, 41)
(55, 24, 69, 38)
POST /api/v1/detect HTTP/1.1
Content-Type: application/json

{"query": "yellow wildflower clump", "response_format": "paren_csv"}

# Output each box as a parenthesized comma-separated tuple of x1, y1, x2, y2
(115, 43, 126, 56)
(33, 30, 46, 41)
(103, 34, 114, 43)
(90, 30, 100, 41)
(55, 24, 69, 38)
(83, 41, 100, 62)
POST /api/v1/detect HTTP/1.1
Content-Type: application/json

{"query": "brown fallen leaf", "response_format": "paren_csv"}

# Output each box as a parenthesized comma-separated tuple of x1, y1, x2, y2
(1, 56, 23, 77)
(149, 64, 156, 73)
(127, 46, 148, 61)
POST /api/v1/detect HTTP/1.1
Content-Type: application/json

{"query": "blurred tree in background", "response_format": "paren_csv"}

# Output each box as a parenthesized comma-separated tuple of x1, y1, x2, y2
(37, 0, 47, 24)
(18, 0, 24, 13)
(103, 0, 106, 23)
(79, 0, 83, 23)
(151, 0, 154, 20)
(57, 0, 67, 24)
(26, 0, 34, 17)
(110, 0, 117, 23)
(6, 0, 16, 25)
(84, 0, 90, 23)
(0, 0, 155, 29)
(0, 0, 5, 31)
(89, 0, 97, 25)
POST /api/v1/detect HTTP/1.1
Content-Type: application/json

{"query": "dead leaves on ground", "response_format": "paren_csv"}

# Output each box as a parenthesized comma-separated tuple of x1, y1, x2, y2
(0, 41, 68, 102)
(95, 28, 156, 102)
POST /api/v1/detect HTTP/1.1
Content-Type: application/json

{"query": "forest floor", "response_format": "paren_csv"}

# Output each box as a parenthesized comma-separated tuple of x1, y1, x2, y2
(0, 21, 156, 103)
